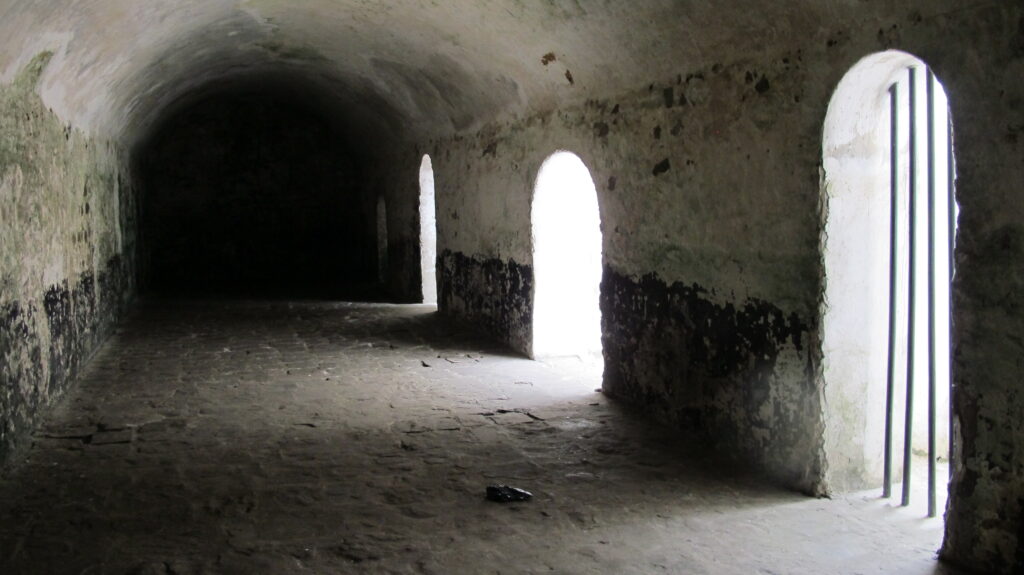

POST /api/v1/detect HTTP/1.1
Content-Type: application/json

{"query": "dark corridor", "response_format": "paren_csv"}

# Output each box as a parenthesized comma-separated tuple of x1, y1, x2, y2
(135, 86, 377, 299)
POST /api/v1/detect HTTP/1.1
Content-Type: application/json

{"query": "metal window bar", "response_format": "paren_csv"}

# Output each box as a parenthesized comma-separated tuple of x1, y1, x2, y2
(902, 66, 918, 508)
(927, 68, 938, 518)
(884, 65, 956, 515)
(883, 82, 899, 499)
(947, 113, 956, 482)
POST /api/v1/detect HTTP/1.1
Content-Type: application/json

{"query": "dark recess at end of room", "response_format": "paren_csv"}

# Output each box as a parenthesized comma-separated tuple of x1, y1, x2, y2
(134, 88, 380, 300)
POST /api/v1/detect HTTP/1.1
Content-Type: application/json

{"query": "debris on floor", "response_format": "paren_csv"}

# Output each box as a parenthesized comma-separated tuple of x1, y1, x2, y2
(486, 485, 534, 503)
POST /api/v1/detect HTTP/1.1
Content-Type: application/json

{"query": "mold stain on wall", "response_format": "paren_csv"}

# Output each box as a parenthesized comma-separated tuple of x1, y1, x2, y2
(438, 249, 533, 355)
(601, 268, 820, 492)
(0, 52, 135, 464)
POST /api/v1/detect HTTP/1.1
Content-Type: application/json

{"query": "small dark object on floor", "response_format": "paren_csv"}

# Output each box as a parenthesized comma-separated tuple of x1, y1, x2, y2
(486, 485, 533, 503)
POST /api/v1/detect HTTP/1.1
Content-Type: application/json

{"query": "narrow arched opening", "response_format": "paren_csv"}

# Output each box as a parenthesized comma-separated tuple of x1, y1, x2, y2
(531, 151, 603, 363)
(822, 51, 959, 521)
(419, 155, 437, 305)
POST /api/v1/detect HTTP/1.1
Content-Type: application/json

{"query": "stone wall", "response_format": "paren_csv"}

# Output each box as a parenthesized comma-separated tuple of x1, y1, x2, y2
(0, 53, 135, 465)
(374, 148, 428, 304)
(933, 8, 1024, 572)
(430, 53, 826, 490)
(428, 4, 1024, 571)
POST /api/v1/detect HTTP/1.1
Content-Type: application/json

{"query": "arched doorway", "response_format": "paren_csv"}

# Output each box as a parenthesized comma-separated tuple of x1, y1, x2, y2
(419, 155, 437, 304)
(531, 151, 603, 360)
(821, 51, 958, 518)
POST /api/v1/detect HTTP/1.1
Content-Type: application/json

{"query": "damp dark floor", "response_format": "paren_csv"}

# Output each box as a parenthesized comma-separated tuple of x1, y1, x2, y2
(0, 299, 954, 574)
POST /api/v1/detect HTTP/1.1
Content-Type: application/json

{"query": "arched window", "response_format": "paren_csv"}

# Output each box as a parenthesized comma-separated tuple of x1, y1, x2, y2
(419, 155, 437, 304)
(531, 151, 603, 361)
(822, 51, 958, 518)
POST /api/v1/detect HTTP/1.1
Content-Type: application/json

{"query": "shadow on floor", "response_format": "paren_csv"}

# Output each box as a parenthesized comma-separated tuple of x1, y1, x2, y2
(0, 300, 959, 574)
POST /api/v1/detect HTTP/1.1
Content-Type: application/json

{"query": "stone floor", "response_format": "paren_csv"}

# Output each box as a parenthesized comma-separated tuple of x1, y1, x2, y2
(0, 299, 958, 574)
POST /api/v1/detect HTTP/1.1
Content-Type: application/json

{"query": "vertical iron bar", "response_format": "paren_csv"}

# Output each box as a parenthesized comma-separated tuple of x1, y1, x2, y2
(927, 69, 938, 518)
(884, 82, 899, 499)
(947, 111, 956, 481)
(903, 66, 917, 508)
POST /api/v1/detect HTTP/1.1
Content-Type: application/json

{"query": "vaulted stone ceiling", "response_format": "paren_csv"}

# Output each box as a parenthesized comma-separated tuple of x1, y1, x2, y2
(2, 1, 1023, 572)
(1, 0, 889, 147)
